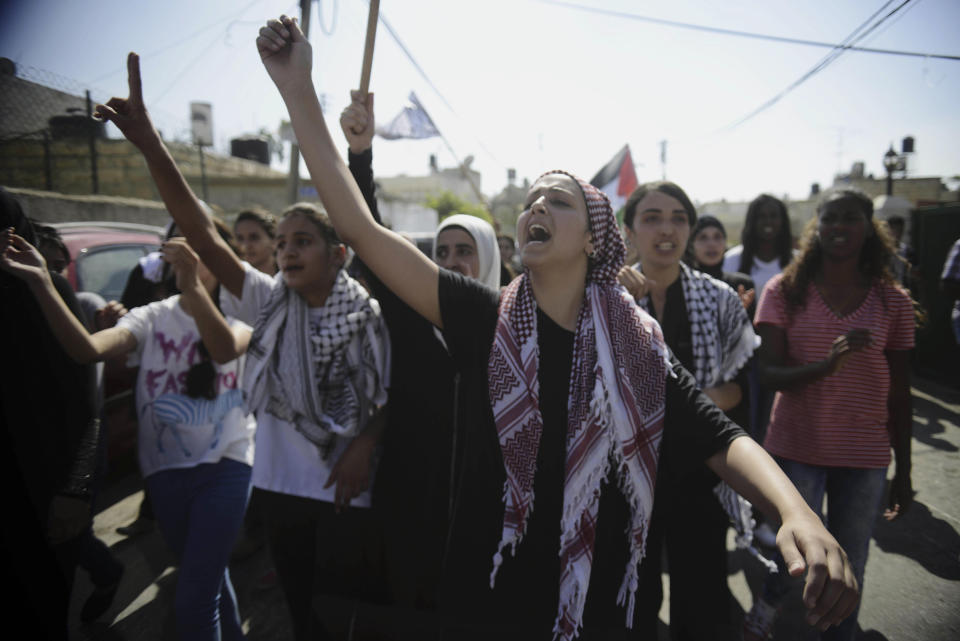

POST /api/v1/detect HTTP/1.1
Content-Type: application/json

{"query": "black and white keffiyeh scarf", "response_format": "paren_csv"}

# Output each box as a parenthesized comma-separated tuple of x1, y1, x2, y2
(636, 262, 772, 565)
(635, 262, 756, 388)
(243, 269, 390, 458)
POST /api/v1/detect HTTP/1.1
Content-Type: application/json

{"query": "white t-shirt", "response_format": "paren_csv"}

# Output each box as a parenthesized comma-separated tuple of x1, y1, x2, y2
(722, 245, 785, 300)
(118, 296, 255, 478)
(220, 263, 387, 507)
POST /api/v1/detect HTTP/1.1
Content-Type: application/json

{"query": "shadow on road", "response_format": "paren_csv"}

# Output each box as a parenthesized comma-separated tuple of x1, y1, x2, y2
(911, 392, 959, 452)
(858, 628, 891, 641)
(872, 500, 960, 581)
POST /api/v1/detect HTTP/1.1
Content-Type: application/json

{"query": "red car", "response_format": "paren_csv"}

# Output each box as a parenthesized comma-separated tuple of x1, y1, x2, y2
(54, 222, 165, 475)
(54, 222, 165, 302)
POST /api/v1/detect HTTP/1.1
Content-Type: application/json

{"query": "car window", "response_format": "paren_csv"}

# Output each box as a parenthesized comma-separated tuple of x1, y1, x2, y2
(76, 244, 158, 301)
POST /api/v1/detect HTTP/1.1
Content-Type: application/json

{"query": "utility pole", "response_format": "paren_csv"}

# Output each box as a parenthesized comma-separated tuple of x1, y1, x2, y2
(198, 142, 209, 202)
(287, 0, 312, 204)
(85, 91, 99, 194)
(660, 140, 667, 180)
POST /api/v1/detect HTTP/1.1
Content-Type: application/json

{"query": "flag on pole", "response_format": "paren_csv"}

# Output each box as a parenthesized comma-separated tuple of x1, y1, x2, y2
(376, 92, 440, 140)
(589, 144, 638, 219)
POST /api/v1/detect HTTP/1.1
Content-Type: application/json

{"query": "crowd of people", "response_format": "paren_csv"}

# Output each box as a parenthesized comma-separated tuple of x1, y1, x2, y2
(0, 13, 944, 641)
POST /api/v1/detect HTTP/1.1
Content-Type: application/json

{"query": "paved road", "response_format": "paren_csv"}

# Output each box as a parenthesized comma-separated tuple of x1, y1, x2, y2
(68, 376, 960, 640)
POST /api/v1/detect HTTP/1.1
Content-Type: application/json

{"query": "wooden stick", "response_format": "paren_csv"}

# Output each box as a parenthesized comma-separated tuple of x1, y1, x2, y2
(358, 0, 380, 96)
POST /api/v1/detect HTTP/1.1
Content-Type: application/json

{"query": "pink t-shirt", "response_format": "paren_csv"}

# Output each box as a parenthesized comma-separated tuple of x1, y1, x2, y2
(756, 274, 914, 468)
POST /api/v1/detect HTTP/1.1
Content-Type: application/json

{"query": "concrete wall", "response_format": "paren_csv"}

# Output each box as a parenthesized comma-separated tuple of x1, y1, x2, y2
(0, 137, 292, 215)
(379, 200, 438, 233)
(378, 166, 483, 206)
(834, 175, 950, 207)
(7, 186, 169, 226)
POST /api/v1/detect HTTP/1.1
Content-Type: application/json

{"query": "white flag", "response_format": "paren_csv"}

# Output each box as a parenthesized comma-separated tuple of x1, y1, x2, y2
(376, 92, 440, 140)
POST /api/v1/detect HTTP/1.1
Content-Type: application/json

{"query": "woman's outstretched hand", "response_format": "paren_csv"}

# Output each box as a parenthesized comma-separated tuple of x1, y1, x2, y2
(0, 228, 49, 284)
(776, 511, 860, 631)
(93, 53, 160, 150)
(257, 15, 313, 96)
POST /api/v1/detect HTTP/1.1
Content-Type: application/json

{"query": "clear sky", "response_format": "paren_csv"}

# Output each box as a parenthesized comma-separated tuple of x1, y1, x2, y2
(2, 0, 958, 205)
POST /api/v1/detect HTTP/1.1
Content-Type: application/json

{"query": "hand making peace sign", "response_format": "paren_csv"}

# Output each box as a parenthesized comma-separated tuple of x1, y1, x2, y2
(94, 52, 161, 150)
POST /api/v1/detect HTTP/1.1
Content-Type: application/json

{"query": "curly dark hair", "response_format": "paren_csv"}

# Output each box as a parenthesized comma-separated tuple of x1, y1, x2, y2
(739, 194, 793, 274)
(780, 189, 896, 311)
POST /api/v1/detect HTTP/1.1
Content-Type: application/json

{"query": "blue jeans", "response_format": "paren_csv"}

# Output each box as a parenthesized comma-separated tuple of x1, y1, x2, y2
(147, 458, 252, 641)
(761, 458, 887, 641)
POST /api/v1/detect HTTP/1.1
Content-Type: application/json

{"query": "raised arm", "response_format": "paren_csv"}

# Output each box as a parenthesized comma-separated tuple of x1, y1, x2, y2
(94, 53, 245, 298)
(341, 90, 382, 225)
(257, 15, 442, 327)
(1, 230, 136, 363)
(162, 238, 251, 364)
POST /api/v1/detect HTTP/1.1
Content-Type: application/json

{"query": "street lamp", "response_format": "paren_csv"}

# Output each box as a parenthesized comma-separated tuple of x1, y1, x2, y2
(883, 145, 899, 196)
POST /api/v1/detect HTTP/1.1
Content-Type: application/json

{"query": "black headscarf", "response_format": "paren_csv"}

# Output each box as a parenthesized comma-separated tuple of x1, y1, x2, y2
(689, 215, 726, 279)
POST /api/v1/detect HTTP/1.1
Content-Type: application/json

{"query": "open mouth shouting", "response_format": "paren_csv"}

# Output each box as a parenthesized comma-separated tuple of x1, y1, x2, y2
(526, 223, 552, 245)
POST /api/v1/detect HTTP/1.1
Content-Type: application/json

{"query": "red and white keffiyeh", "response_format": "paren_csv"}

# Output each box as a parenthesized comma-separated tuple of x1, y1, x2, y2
(487, 171, 670, 640)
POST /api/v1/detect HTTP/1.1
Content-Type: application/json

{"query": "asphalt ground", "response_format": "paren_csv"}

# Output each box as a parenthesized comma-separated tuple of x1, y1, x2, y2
(67, 376, 960, 640)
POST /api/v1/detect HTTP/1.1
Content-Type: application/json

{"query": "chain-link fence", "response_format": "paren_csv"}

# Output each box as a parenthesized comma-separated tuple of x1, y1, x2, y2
(0, 60, 111, 193)
(0, 58, 197, 197)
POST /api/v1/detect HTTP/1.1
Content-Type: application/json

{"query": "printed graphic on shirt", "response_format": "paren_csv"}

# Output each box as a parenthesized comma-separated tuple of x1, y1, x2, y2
(142, 330, 240, 400)
(144, 388, 243, 458)
(139, 327, 242, 461)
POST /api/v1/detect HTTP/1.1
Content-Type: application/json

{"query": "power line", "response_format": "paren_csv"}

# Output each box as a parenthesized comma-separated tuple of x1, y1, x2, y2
(539, 0, 959, 62)
(374, 5, 507, 171)
(84, 0, 271, 87)
(317, 0, 339, 36)
(374, 11, 456, 116)
(726, 0, 914, 130)
(149, 30, 227, 105)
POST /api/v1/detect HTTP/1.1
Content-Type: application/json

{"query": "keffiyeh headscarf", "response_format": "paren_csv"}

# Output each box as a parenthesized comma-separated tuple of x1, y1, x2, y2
(487, 170, 670, 640)
(243, 269, 390, 458)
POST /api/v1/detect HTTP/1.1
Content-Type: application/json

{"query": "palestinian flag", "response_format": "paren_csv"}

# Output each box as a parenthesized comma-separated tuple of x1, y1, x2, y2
(590, 145, 638, 223)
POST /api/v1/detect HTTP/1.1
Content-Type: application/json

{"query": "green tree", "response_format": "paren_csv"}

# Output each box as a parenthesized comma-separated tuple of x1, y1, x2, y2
(425, 190, 493, 225)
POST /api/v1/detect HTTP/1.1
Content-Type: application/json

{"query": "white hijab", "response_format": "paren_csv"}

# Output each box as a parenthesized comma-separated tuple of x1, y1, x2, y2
(433, 214, 502, 291)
